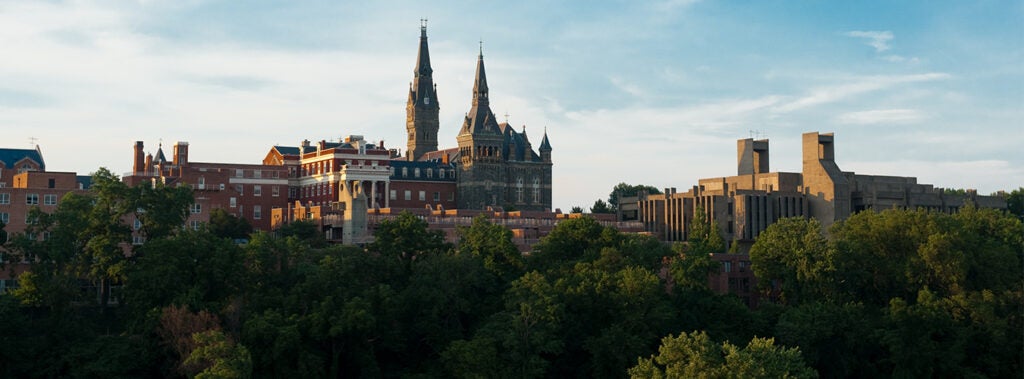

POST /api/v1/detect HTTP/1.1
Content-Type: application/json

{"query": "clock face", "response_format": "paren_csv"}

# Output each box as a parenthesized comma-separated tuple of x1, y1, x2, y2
(424, 97, 430, 105)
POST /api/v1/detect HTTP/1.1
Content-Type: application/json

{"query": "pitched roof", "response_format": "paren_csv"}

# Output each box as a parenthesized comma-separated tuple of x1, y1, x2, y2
(0, 147, 45, 170)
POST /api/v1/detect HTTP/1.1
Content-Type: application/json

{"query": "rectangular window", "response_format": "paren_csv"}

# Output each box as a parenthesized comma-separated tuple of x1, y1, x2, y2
(433, 192, 440, 201)
(272, 186, 280, 197)
(415, 168, 421, 178)
(448, 192, 455, 201)
(43, 194, 57, 206)
(190, 203, 202, 214)
(48, 178, 55, 188)
(404, 190, 411, 201)
(418, 191, 426, 201)
(0, 193, 9, 205)
(254, 185, 262, 197)
(26, 194, 38, 205)
(132, 235, 145, 245)
(254, 205, 262, 220)
(190, 219, 201, 230)
(235, 184, 243, 195)
(230, 197, 237, 208)
(426, 169, 433, 178)
(253, 170, 262, 179)
(439, 169, 445, 179)
(723, 261, 731, 273)
(0, 212, 8, 224)
(134, 218, 142, 230)
(235, 169, 244, 177)
(390, 190, 397, 200)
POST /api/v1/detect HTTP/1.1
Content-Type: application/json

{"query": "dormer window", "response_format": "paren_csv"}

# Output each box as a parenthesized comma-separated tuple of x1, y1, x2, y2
(424, 97, 430, 105)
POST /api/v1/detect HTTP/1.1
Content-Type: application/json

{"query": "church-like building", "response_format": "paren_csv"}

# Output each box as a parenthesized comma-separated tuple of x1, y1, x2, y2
(403, 24, 553, 212)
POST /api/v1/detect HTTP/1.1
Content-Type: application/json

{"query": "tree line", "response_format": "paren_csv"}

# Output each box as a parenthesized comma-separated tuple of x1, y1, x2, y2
(0, 171, 1020, 378)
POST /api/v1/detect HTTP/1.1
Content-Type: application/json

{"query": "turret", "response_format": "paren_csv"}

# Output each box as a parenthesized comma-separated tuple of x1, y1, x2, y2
(406, 20, 440, 161)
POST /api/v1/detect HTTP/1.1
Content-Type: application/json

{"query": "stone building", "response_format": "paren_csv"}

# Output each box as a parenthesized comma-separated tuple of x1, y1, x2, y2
(631, 131, 1007, 252)
(405, 24, 553, 212)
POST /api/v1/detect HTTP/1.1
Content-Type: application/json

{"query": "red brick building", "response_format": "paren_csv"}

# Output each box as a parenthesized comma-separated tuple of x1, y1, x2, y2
(124, 141, 290, 231)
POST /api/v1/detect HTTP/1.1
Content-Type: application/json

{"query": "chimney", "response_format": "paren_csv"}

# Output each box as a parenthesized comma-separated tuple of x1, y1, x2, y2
(133, 141, 145, 175)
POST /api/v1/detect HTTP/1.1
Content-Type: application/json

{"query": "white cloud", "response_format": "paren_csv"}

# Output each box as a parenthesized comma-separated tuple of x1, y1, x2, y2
(774, 73, 951, 112)
(845, 30, 894, 52)
(835, 109, 924, 125)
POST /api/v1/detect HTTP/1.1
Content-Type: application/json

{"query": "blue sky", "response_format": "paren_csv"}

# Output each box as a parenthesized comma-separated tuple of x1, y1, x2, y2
(1, 0, 1021, 210)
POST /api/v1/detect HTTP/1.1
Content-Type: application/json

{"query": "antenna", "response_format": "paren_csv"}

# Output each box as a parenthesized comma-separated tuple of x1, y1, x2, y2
(28, 136, 38, 146)
(504, 111, 510, 123)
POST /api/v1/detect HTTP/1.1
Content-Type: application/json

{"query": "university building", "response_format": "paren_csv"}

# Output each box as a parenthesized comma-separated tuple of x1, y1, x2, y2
(627, 131, 1007, 251)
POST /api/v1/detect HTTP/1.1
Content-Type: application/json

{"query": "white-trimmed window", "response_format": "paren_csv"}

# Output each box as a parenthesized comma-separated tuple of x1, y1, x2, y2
(230, 197, 237, 208)
(426, 169, 433, 178)
(235, 169, 244, 177)
(433, 192, 440, 201)
(0, 193, 9, 205)
(418, 191, 426, 201)
(134, 218, 142, 230)
(253, 170, 262, 179)
(253, 205, 262, 220)
(190, 219, 201, 230)
(415, 168, 420, 178)
(0, 212, 9, 224)
(133, 235, 145, 245)
(439, 169, 445, 179)
(272, 186, 280, 197)
(402, 167, 408, 177)
(516, 177, 524, 203)
(404, 190, 411, 201)
(26, 193, 38, 205)
(533, 178, 541, 203)
(235, 184, 244, 195)
(390, 190, 396, 200)
(43, 194, 57, 206)
(190, 203, 202, 214)
(254, 185, 262, 197)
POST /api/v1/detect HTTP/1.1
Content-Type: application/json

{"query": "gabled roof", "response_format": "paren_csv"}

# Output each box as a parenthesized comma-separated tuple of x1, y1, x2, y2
(0, 147, 45, 171)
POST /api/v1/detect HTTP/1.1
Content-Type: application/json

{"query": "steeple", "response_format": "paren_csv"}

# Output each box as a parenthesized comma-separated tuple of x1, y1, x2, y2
(406, 19, 440, 161)
(472, 42, 489, 106)
(539, 127, 553, 163)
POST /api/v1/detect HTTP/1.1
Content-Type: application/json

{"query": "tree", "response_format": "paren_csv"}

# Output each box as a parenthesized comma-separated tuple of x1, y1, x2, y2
(629, 331, 816, 379)
(209, 208, 253, 240)
(687, 206, 726, 255)
(748, 217, 832, 305)
(184, 330, 253, 379)
(608, 183, 662, 212)
(590, 199, 613, 214)
(1004, 187, 1024, 220)
(570, 206, 584, 214)
(131, 182, 194, 241)
(368, 212, 450, 268)
(457, 215, 525, 280)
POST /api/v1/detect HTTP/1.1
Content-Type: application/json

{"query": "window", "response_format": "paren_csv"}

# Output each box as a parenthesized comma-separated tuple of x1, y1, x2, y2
(254, 205, 262, 220)
(739, 261, 749, 272)
(235, 184, 244, 195)
(404, 190, 411, 201)
(516, 177, 524, 203)
(414, 168, 421, 178)
(0, 212, 8, 224)
(132, 235, 145, 245)
(533, 178, 541, 203)
(26, 214, 37, 224)
(190, 203, 202, 214)
(433, 192, 440, 201)
(426, 169, 433, 178)
(134, 218, 142, 230)
(190, 219, 201, 230)
(235, 169, 244, 177)
(198, 176, 205, 189)
(253, 170, 262, 179)
(389, 167, 395, 176)
(26, 193, 38, 205)
(254, 185, 262, 197)
(402, 167, 408, 177)
(390, 190, 397, 200)
(272, 186, 280, 197)
(419, 191, 426, 201)
(723, 261, 732, 273)
(439, 169, 445, 179)
(219, 183, 225, 190)
(43, 194, 57, 206)
(448, 192, 455, 201)
(230, 197, 237, 208)
(48, 178, 55, 188)
(0, 193, 9, 205)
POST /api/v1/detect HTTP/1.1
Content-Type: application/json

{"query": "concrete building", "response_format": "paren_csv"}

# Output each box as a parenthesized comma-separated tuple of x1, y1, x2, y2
(631, 132, 1007, 252)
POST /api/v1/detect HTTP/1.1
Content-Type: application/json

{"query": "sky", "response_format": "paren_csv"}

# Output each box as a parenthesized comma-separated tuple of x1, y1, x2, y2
(1, 0, 1021, 211)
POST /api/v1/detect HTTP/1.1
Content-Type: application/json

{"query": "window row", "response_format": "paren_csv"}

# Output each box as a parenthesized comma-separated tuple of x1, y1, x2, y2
(4, 193, 59, 206)
(389, 190, 453, 202)
(391, 167, 455, 180)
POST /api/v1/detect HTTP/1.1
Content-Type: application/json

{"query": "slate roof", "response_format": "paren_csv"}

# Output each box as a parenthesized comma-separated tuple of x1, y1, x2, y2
(390, 159, 456, 182)
(0, 147, 45, 170)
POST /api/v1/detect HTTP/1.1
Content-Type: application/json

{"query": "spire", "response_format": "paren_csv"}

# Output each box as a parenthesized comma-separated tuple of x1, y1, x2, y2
(472, 42, 489, 105)
(539, 127, 552, 151)
(415, 19, 432, 76)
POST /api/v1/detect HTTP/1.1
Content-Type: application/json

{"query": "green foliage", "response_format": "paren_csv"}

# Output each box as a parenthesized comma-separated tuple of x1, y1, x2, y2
(748, 217, 831, 305)
(629, 330, 816, 379)
(184, 330, 253, 379)
(457, 215, 525, 281)
(1006, 187, 1024, 220)
(608, 182, 662, 210)
(570, 206, 584, 214)
(590, 199, 613, 214)
(369, 211, 450, 262)
(209, 208, 253, 240)
(688, 206, 726, 255)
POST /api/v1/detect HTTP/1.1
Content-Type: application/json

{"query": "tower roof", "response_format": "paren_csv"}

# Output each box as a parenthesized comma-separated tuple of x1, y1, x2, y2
(415, 20, 432, 76)
(472, 44, 488, 103)
(539, 128, 552, 151)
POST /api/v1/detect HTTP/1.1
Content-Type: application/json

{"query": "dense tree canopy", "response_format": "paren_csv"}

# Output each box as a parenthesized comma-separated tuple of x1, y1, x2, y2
(1, 174, 1020, 377)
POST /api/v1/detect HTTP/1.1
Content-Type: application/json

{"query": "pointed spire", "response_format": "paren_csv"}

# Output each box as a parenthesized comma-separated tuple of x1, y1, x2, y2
(472, 41, 489, 104)
(415, 19, 432, 76)
(539, 126, 552, 151)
